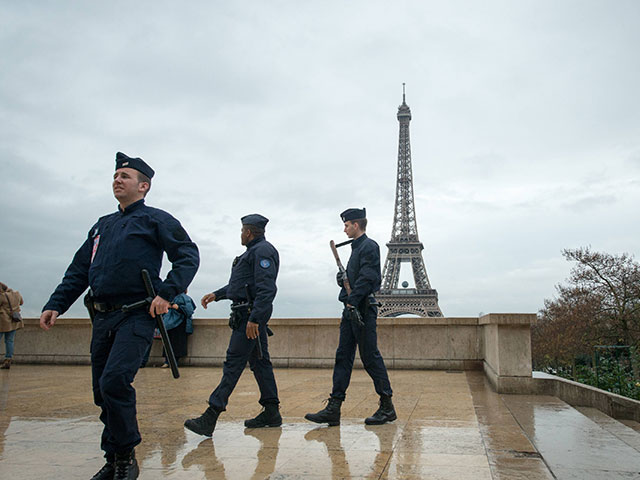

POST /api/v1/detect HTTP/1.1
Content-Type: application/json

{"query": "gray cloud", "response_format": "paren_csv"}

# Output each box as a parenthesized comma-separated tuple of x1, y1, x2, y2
(1, 0, 639, 319)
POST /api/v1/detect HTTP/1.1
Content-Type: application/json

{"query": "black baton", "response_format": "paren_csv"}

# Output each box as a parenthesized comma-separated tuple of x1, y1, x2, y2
(141, 269, 180, 379)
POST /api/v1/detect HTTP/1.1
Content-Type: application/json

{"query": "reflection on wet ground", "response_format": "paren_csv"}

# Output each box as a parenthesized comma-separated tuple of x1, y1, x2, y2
(1, 366, 640, 478)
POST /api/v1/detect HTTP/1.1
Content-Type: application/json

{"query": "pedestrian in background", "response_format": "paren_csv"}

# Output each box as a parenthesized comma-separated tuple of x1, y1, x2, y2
(0, 282, 24, 370)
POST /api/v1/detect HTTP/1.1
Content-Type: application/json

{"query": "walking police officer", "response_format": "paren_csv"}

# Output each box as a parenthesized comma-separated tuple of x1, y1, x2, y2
(305, 208, 396, 426)
(40, 153, 199, 480)
(184, 214, 281, 436)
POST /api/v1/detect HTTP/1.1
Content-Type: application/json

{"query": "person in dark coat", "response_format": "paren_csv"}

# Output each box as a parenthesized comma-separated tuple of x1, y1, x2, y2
(184, 213, 281, 437)
(39, 153, 199, 480)
(305, 208, 396, 426)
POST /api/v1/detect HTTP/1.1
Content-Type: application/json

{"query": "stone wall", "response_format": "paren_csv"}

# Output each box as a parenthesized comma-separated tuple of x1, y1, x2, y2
(9, 313, 536, 392)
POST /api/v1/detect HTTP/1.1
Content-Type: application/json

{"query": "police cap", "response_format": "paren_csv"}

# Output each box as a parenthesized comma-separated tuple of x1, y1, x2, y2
(241, 214, 269, 229)
(340, 208, 366, 222)
(115, 152, 155, 179)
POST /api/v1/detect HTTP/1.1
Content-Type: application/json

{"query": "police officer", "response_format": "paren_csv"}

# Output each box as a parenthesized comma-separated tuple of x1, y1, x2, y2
(305, 208, 396, 426)
(184, 214, 281, 436)
(40, 153, 199, 480)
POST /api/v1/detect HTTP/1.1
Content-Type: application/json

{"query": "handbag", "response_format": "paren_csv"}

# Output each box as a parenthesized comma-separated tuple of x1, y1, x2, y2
(4, 293, 22, 322)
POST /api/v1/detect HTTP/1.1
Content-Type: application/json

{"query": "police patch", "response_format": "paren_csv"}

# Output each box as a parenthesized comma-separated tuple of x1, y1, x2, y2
(260, 259, 271, 269)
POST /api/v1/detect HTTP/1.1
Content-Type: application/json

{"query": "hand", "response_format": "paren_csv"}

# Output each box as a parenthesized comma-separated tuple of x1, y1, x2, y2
(201, 292, 216, 309)
(171, 304, 179, 310)
(149, 295, 170, 318)
(246, 321, 259, 339)
(40, 310, 59, 330)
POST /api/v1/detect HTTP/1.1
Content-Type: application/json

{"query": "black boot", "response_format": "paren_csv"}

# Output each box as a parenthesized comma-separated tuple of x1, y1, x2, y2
(244, 403, 282, 428)
(365, 395, 397, 425)
(114, 450, 139, 480)
(184, 406, 220, 437)
(90, 455, 114, 480)
(304, 397, 342, 426)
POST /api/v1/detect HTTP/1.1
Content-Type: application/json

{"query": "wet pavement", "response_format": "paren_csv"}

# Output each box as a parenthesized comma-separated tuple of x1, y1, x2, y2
(1, 365, 640, 479)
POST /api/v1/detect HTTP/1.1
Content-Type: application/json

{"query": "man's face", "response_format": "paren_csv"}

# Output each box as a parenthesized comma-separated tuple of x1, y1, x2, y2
(113, 167, 147, 204)
(344, 220, 360, 239)
(241, 226, 252, 246)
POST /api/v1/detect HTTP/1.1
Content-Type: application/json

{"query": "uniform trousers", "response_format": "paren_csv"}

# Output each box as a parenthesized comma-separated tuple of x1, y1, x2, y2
(331, 305, 393, 400)
(91, 309, 154, 456)
(209, 320, 279, 411)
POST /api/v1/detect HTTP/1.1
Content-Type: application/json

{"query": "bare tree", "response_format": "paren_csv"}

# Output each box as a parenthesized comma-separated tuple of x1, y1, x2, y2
(533, 247, 640, 369)
(563, 247, 640, 346)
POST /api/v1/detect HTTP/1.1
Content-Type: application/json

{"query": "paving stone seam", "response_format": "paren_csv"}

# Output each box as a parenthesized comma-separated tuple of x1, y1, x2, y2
(498, 395, 559, 480)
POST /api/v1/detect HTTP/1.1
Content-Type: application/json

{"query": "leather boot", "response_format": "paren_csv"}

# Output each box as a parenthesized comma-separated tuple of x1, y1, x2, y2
(365, 395, 397, 425)
(184, 406, 220, 437)
(304, 397, 342, 426)
(114, 450, 139, 480)
(90, 455, 114, 480)
(244, 403, 282, 428)
(0, 359, 11, 369)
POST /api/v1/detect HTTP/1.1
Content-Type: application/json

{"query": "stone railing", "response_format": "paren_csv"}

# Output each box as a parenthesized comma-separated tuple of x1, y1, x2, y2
(10, 313, 536, 393)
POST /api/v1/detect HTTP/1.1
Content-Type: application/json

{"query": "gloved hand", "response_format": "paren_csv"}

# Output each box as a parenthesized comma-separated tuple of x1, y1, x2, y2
(346, 305, 364, 328)
(336, 270, 346, 287)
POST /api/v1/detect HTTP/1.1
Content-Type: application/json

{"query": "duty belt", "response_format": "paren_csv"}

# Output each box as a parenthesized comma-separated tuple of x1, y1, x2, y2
(93, 299, 147, 313)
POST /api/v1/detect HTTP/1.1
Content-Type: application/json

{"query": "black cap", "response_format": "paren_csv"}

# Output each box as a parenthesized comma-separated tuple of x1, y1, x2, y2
(241, 214, 269, 229)
(340, 208, 366, 222)
(115, 152, 155, 179)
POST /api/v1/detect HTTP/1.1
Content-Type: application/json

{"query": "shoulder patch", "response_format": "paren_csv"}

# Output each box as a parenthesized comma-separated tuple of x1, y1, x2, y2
(259, 259, 271, 269)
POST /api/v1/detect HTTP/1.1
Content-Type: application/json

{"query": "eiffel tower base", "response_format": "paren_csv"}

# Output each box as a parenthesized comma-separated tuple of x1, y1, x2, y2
(377, 291, 443, 318)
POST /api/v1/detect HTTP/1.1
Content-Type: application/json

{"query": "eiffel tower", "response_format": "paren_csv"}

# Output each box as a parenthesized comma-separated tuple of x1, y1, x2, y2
(377, 85, 443, 317)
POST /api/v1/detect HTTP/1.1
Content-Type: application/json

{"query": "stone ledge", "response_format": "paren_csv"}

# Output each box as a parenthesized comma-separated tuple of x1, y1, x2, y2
(532, 371, 640, 422)
(479, 313, 537, 325)
(11, 314, 535, 393)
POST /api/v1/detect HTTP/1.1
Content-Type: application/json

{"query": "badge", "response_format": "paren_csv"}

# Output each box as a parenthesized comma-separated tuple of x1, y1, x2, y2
(91, 235, 100, 264)
(259, 259, 271, 269)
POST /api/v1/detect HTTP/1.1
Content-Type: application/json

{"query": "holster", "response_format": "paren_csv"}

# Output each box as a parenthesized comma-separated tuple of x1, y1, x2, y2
(83, 289, 96, 323)
(368, 294, 381, 307)
(229, 303, 251, 330)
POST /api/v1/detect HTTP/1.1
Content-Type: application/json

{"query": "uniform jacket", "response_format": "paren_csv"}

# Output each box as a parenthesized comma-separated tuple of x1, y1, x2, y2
(43, 199, 200, 314)
(338, 234, 382, 309)
(214, 235, 279, 326)
(1, 289, 24, 332)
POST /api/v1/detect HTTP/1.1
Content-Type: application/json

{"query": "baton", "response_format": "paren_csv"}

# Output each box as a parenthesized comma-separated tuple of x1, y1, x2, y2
(330, 240, 352, 295)
(330, 240, 364, 328)
(141, 269, 180, 379)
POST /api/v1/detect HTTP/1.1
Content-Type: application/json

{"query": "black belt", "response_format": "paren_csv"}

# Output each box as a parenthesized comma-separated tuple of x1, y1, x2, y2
(92, 301, 125, 313)
(93, 299, 147, 313)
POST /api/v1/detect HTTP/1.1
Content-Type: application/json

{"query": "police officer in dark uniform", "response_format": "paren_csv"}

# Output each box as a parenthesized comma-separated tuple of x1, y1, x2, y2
(305, 208, 396, 426)
(40, 153, 200, 480)
(184, 214, 281, 437)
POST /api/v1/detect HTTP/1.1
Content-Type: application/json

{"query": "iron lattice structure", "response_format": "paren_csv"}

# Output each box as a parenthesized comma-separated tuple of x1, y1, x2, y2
(377, 88, 443, 317)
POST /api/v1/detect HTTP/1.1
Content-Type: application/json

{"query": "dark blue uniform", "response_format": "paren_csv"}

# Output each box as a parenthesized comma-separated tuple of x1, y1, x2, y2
(43, 198, 199, 455)
(331, 233, 393, 400)
(208, 235, 279, 410)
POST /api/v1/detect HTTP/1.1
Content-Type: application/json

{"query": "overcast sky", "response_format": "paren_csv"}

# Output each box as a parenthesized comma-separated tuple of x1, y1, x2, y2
(1, 1, 639, 319)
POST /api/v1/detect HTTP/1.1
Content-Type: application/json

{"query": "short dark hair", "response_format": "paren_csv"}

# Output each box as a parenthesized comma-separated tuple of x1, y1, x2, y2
(244, 224, 265, 237)
(137, 172, 152, 196)
(352, 218, 367, 231)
